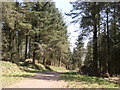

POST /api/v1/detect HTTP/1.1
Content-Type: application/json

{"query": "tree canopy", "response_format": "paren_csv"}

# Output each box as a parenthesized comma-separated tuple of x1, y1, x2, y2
(2, 1, 70, 67)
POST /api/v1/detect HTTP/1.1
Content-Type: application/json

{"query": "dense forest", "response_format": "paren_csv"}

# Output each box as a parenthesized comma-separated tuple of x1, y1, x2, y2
(2, 2, 70, 67)
(1, 1, 120, 78)
(67, 1, 120, 77)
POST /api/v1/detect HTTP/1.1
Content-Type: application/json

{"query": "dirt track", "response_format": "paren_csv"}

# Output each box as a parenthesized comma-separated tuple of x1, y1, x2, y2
(4, 71, 67, 88)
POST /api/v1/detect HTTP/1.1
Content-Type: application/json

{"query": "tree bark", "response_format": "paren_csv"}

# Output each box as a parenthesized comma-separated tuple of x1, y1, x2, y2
(93, 19, 98, 71)
(33, 35, 37, 64)
(43, 56, 46, 65)
(106, 8, 110, 73)
(25, 35, 28, 60)
(28, 37, 31, 58)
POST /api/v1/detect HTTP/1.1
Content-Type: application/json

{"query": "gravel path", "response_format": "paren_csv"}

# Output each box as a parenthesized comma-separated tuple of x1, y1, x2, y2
(4, 71, 67, 88)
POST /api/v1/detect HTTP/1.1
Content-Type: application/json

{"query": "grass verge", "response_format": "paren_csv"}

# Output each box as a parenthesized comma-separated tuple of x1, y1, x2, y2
(60, 72, 120, 88)
(1, 61, 68, 87)
(1, 61, 45, 87)
(49, 66, 68, 72)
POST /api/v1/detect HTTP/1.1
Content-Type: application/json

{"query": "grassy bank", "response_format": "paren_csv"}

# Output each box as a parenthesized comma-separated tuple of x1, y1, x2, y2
(1, 61, 46, 87)
(61, 72, 119, 88)
(1, 61, 67, 87)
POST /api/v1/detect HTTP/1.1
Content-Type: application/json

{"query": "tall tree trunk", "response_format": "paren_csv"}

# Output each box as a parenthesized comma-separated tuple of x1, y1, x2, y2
(28, 37, 31, 58)
(93, 20, 98, 71)
(17, 31, 20, 59)
(43, 56, 46, 65)
(106, 8, 110, 73)
(49, 53, 52, 65)
(113, 5, 117, 75)
(9, 31, 13, 61)
(25, 35, 28, 60)
(92, 2, 98, 72)
(98, 24, 102, 71)
(59, 56, 61, 67)
(33, 35, 37, 64)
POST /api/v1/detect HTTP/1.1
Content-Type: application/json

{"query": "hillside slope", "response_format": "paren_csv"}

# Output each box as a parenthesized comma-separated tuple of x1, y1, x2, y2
(1, 61, 46, 87)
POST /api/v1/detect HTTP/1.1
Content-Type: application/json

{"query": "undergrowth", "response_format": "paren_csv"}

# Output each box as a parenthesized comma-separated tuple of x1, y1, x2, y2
(61, 72, 119, 88)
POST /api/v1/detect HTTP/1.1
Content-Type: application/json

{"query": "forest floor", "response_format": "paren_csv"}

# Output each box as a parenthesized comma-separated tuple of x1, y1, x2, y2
(104, 76, 120, 84)
(4, 71, 67, 88)
(61, 72, 120, 88)
(3, 71, 120, 88)
(1, 61, 68, 88)
(1, 61, 120, 88)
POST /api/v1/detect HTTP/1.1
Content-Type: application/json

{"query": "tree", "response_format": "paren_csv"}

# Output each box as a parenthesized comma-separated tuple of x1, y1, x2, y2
(2, 1, 70, 68)
(67, 1, 120, 76)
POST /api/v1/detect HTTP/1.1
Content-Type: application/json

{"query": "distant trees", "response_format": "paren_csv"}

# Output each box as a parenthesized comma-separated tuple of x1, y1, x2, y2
(67, 1, 120, 76)
(84, 40, 93, 66)
(67, 35, 84, 70)
(2, 1, 70, 66)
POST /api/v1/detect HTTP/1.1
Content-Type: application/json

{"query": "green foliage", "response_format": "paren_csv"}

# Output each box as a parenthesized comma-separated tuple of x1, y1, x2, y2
(1, 61, 37, 87)
(1, 61, 67, 87)
(67, 36, 84, 70)
(2, 1, 70, 66)
(68, 1, 120, 76)
(61, 72, 119, 88)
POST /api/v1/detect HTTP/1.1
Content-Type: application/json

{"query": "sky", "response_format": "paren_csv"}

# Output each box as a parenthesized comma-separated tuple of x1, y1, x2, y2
(53, 0, 80, 52)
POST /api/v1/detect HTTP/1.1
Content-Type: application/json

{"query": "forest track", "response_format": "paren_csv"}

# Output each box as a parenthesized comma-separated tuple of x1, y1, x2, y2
(4, 71, 67, 88)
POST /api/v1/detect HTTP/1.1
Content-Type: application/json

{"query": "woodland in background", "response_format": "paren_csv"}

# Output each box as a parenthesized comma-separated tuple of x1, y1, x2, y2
(2, 2, 70, 67)
(67, 1, 120, 77)
(1, 1, 120, 78)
